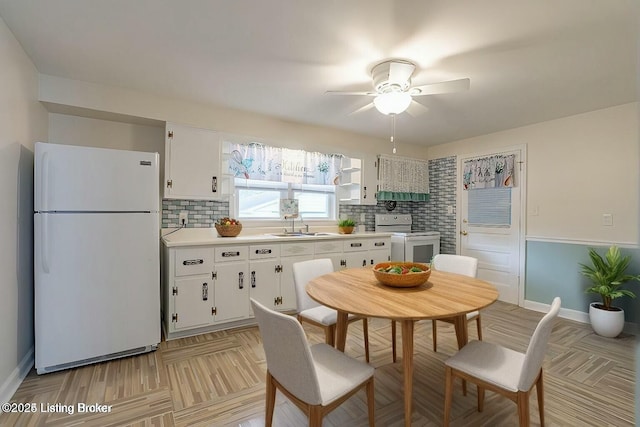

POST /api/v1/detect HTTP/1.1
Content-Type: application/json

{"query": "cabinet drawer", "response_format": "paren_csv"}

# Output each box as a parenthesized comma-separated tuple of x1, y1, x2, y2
(281, 242, 314, 257)
(214, 246, 248, 262)
(314, 240, 342, 254)
(368, 238, 390, 250)
(343, 239, 368, 252)
(175, 248, 214, 277)
(249, 244, 280, 259)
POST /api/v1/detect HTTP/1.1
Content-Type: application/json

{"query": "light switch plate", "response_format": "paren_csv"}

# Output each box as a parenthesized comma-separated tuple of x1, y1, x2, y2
(602, 213, 613, 226)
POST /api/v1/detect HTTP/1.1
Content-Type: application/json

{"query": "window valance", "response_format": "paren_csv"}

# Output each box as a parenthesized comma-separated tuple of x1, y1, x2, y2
(377, 154, 430, 201)
(227, 142, 343, 185)
(463, 154, 515, 190)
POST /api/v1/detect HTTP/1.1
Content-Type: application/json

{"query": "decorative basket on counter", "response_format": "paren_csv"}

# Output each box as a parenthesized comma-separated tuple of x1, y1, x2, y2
(215, 223, 242, 237)
(373, 262, 431, 288)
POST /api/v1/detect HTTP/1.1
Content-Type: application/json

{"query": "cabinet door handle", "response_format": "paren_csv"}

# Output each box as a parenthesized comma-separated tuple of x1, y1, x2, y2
(202, 283, 208, 301)
(183, 259, 204, 265)
(350, 243, 363, 247)
(374, 242, 385, 247)
(251, 271, 256, 288)
(212, 176, 217, 193)
(238, 271, 244, 289)
(222, 251, 240, 257)
(255, 249, 272, 255)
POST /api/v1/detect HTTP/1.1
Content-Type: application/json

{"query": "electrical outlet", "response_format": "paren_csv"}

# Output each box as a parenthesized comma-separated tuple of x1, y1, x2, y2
(360, 213, 367, 222)
(602, 213, 613, 226)
(179, 211, 189, 225)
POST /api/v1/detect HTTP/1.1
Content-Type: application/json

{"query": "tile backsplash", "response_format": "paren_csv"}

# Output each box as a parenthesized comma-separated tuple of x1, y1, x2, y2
(162, 200, 229, 228)
(161, 155, 457, 253)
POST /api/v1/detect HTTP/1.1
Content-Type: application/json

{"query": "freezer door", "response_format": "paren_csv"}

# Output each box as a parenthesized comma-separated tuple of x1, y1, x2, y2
(34, 212, 160, 371)
(35, 142, 159, 212)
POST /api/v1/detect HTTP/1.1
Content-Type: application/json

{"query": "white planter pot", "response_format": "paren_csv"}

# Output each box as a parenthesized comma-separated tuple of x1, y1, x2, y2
(588, 302, 625, 338)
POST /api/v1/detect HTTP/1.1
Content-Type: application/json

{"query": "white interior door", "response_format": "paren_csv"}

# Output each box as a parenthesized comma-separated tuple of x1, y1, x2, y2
(459, 148, 525, 304)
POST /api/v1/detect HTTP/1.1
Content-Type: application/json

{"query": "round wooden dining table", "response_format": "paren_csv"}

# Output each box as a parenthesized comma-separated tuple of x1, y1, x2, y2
(306, 267, 499, 427)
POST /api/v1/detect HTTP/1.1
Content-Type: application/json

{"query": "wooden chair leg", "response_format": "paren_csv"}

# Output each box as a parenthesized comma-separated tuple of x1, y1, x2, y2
(366, 377, 375, 427)
(536, 371, 545, 427)
(309, 405, 323, 427)
(325, 325, 335, 346)
(362, 318, 370, 363)
(443, 366, 454, 427)
(265, 371, 276, 427)
(476, 315, 483, 341)
(432, 320, 438, 352)
(391, 320, 397, 363)
(477, 385, 484, 412)
(517, 390, 531, 427)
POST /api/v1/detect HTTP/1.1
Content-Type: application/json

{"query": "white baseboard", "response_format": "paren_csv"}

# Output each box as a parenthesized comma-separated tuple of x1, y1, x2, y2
(0, 347, 33, 404)
(523, 300, 638, 335)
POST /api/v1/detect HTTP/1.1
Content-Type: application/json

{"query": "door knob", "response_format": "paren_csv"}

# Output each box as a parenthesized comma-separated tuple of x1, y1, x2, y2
(460, 230, 468, 236)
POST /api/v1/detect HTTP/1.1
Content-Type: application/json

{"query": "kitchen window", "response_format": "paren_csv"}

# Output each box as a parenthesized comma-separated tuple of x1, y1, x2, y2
(234, 179, 336, 220)
(225, 140, 340, 222)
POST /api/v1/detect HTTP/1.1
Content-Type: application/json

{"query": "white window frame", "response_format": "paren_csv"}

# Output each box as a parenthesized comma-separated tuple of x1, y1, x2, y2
(231, 178, 338, 226)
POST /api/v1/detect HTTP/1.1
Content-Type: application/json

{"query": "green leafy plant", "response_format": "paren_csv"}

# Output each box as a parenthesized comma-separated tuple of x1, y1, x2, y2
(579, 245, 640, 310)
(338, 218, 355, 227)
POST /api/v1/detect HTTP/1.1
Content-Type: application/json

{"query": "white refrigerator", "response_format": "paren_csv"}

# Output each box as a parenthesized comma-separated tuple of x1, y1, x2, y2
(34, 142, 160, 374)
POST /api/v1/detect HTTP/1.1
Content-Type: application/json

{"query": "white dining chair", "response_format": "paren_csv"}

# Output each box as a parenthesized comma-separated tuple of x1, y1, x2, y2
(431, 254, 481, 352)
(293, 258, 373, 362)
(251, 298, 375, 427)
(443, 297, 561, 427)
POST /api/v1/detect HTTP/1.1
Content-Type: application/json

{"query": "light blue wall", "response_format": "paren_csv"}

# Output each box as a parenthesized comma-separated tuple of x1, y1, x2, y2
(525, 241, 640, 323)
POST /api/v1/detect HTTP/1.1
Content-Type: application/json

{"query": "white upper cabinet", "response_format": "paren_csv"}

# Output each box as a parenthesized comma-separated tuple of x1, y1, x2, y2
(164, 122, 223, 200)
(337, 154, 378, 206)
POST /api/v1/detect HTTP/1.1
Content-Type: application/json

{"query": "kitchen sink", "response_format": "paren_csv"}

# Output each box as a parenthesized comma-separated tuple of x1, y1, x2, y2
(268, 232, 333, 237)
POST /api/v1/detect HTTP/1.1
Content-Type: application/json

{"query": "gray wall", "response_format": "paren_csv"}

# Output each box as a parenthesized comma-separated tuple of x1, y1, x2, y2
(0, 16, 49, 402)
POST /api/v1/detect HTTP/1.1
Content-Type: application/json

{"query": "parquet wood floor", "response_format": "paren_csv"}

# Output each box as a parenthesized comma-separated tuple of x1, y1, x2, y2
(1, 301, 636, 426)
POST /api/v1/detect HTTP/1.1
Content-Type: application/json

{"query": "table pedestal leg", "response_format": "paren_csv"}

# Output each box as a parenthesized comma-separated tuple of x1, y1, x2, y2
(453, 315, 469, 349)
(335, 311, 349, 352)
(401, 320, 415, 427)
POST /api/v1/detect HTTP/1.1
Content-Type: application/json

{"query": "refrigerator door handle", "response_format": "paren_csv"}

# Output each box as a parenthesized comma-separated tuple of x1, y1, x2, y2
(41, 151, 50, 212)
(41, 214, 50, 273)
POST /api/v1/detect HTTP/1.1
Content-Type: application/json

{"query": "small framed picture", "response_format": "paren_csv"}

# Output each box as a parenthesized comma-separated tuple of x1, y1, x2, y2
(280, 198, 299, 218)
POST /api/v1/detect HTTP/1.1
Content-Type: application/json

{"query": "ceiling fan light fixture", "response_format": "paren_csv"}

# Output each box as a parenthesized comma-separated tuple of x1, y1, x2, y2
(373, 91, 412, 115)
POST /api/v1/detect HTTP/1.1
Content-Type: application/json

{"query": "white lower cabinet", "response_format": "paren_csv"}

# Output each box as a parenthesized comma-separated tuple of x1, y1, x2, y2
(248, 244, 281, 311)
(212, 246, 250, 323)
(162, 235, 390, 339)
(172, 276, 214, 330)
(279, 242, 315, 310)
(367, 238, 391, 266)
(314, 240, 345, 270)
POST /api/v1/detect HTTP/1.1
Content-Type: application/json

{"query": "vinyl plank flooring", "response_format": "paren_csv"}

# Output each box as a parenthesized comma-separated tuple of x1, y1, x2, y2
(1, 301, 635, 426)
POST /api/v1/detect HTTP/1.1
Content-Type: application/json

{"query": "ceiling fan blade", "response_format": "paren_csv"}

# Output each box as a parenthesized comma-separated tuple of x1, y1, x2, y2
(325, 90, 377, 96)
(405, 100, 429, 117)
(348, 102, 375, 115)
(411, 78, 470, 96)
(388, 61, 416, 85)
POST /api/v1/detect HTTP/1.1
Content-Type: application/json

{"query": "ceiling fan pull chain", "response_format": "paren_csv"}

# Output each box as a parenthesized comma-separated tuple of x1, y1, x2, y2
(391, 114, 397, 154)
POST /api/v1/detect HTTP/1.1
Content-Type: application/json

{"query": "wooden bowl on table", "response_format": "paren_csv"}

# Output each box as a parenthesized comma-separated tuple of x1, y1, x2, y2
(215, 223, 242, 237)
(373, 262, 431, 288)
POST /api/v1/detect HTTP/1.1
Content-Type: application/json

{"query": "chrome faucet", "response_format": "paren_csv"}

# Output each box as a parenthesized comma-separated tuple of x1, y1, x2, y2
(283, 214, 298, 234)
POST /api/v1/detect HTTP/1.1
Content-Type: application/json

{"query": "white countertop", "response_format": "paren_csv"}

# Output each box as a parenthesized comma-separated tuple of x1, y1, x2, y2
(161, 228, 392, 247)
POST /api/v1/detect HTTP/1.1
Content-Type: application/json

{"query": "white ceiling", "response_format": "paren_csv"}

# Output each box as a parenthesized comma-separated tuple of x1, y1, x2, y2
(0, 1, 637, 146)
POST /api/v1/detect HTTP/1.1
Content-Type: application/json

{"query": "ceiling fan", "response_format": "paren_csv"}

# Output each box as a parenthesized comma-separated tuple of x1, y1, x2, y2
(326, 59, 470, 116)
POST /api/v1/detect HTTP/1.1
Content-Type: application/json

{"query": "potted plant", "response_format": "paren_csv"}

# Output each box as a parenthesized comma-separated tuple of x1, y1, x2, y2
(579, 245, 639, 337)
(338, 218, 355, 234)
